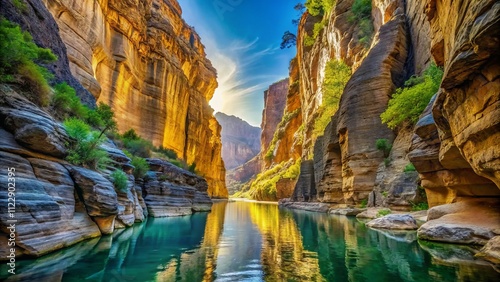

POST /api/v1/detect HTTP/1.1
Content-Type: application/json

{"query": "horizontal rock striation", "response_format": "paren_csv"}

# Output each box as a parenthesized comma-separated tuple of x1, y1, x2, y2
(0, 85, 214, 259)
(142, 159, 212, 217)
(43, 0, 227, 197)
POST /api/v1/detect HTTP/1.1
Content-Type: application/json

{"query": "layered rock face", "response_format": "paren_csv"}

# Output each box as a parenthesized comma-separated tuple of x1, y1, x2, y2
(260, 79, 289, 154)
(215, 112, 260, 170)
(0, 0, 94, 105)
(0, 85, 214, 259)
(43, 0, 227, 198)
(408, 0, 500, 246)
(304, 2, 409, 206)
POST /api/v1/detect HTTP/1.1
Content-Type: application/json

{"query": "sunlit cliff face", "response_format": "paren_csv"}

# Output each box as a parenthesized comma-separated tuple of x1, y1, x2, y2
(45, 0, 227, 197)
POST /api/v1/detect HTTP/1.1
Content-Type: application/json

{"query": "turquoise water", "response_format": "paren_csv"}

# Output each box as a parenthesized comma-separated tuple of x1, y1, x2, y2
(1, 201, 498, 281)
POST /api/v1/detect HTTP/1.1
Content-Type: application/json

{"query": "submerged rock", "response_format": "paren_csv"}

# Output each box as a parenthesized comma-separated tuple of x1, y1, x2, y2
(366, 214, 418, 230)
(329, 208, 366, 216)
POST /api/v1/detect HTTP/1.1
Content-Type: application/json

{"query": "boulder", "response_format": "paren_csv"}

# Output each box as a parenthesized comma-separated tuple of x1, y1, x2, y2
(0, 152, 100, 259)
(0, 86, 69, 158)
(417, 198, 500, 245)
(329, 208, 366, 216)
(69, 166, 119, 234)
(366, 214, 418, 230)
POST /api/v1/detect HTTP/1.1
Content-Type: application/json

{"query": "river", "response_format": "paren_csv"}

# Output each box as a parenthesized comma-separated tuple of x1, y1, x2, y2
(1, 201, 498, 281)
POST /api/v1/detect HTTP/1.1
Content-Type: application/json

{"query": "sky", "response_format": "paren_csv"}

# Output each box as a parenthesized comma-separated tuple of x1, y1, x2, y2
(178, 0, 299, 126)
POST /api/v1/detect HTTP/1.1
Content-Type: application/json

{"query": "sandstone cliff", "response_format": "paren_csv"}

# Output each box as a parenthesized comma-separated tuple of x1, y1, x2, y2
(215, 112, 260, 170)
(42, 0, 227, 198)
(260, 79, 289, 154)
(0, 85, 213, 259)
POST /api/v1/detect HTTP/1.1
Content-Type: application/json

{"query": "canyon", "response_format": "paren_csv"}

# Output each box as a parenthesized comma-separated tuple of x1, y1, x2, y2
(226, 0, 499, 263)
(0, 0, 499, 273)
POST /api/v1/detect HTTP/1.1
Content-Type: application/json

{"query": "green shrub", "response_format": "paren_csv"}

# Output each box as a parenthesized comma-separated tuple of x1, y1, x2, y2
(382, 191, 388, 197)
(381, 63, 443, 129)
(12, 0, 27, 12)
(155, 145, 178, 159)
(131, 156, 149, 179)
(188, 162, 197, 173)
(360, 199, 368, 208)
(348, 0, 373, 47)
(111, 169, 128, 192)
(376, 138, 392, 157)
(404, 163, 416, 172)
(305, 0, 335, 16)
(52, 82, 89, 118)
(88, 102, 117, 132)
(313, 60, 351, 138)
(63, 118, 109, 170)
(376, 209, 391, 218)
(304, 35, 316, 47)
(122, 129, 140, 141)
(0, 19, 57, 106)
(411, 202, 428, 211)
(383, 158, 391, 167)
(123, 138, 153, 158)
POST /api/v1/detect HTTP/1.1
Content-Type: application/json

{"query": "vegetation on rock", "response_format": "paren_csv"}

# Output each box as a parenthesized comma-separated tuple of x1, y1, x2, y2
(63, 118, 110, 170)
(381, 63, 443, 129)
(111, 169, 128, 192)
(0, 18, 57, 106)
(376, 209, 392, 218)
(375, 138, 392, 157)
(404, 163, 416, 172)
(305, 0, 335, 16)
(265, 109, 301, 161)
(234, 159, 301, 200)
(348, 0, 373, 46)
(313, 60, 351, 138)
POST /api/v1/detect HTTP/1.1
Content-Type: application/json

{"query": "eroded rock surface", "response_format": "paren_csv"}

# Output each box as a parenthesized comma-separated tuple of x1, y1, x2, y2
(367, 214, 418, 230)
(142, 159, 213, 217)
(44, 0, 227, 197)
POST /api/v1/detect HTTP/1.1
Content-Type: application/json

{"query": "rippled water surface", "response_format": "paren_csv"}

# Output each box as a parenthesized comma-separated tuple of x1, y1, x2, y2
(2, 201, 499, 281)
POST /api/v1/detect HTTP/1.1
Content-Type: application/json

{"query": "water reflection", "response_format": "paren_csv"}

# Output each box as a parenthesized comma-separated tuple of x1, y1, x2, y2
(1, 202, 498, 281)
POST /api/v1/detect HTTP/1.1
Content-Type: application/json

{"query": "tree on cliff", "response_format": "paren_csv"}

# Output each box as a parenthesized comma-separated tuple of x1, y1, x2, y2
(280, 31, 297, 49)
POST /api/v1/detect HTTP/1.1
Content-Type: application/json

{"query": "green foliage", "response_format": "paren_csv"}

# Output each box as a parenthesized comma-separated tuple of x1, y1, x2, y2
(360, 199, 368, 208)
(411, 202, 429, 211)
(188, 162, 197, 173)
(12, 0, 27, 12)
(381, 63, 443, 129)
(154, 145, 178, 159)
(122, 129, 140, 141)
(131, 156, 149, 179)
(111, 169, 128, 192)
(376, 209, 392, 218)
(63, 118, 109, 170)
(0, 19, 57, 106)
(305, 0, 335, 16)
(404, 163, 416, 172)
(52, 82, 88, 118)
(265, 109, 300, 161)
(348, 0, 373, 47)
(313, 21, 325, 39)
(383, 158, 391, 167)
(242, 159, 302, 201)
(280, 31, 297, 49)
(304, 35, 316, 47)
(376, 138, 392, 157)
(123, 138, 153, 158)
(88, 102, 117, 132)
(382, 191, 388, 197)
(313, 60, 351, 138)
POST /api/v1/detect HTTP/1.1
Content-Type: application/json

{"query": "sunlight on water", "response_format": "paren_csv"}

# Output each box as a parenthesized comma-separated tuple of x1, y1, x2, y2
(1, 201, 498, 281)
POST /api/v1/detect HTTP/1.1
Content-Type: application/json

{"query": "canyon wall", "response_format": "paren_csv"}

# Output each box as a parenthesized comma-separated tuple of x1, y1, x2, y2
(215, 112, 260, 170)
(42, 0, 227, 197)
(260, 79, 289, 154)
(0, 85, 213, 259)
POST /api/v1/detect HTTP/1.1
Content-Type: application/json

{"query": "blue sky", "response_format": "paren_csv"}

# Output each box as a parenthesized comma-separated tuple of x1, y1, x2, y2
(178, 0, 298, 126)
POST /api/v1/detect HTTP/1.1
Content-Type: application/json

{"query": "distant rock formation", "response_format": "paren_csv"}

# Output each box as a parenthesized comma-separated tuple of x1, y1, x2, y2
(260, 79, 289, 154)
(215, 112, 260, 170)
